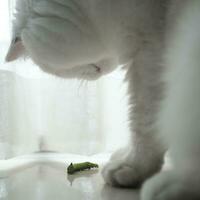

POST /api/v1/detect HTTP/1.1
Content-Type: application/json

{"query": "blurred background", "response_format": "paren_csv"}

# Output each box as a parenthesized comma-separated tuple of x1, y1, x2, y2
(0, 1, 130, 159)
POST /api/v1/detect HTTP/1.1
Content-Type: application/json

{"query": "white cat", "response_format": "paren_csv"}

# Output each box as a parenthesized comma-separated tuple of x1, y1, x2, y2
(6, 0, 200, 199)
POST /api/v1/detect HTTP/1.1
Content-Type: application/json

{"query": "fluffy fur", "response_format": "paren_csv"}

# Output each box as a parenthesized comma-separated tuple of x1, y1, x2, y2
(6, 0, 200, 199)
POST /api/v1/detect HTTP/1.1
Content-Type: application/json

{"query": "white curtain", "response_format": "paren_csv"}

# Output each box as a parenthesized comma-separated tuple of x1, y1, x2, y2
(0, 1, 130, 159)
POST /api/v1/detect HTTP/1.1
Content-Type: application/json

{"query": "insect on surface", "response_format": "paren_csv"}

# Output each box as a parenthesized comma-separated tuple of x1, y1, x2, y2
(67, 162, 99, 175)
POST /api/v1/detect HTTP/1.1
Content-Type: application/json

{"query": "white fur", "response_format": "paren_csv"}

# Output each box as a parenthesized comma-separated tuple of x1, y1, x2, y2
(6, 0, 200, 199)
(141, 2, 200, 199)
(7, 0, 121, 79)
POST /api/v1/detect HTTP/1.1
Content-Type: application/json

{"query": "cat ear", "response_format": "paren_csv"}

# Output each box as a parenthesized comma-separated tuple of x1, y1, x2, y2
(5, 37, 25, 62)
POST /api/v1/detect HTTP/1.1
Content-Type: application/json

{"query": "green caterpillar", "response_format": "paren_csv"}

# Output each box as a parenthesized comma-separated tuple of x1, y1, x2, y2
(67, 162, 99, 174)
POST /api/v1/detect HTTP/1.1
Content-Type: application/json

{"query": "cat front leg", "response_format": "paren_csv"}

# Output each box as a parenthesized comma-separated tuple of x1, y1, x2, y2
(142, 1, 200, 199)
(102, 40, 166, 187)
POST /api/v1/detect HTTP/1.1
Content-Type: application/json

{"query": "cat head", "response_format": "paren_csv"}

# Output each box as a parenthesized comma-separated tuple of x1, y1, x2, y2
(5, 0, 117, 80)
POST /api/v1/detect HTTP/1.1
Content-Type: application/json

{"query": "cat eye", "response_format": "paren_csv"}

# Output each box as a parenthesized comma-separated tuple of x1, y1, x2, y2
(12, 37, 21, 44)
(92, 64, 101, 73)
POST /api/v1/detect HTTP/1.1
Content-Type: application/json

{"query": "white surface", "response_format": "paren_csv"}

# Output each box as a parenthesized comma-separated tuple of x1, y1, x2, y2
(0, 153, 140, 200)
(0, 153, 111, 177)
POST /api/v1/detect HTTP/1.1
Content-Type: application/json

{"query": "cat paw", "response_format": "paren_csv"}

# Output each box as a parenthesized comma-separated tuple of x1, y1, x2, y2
(102, 148, 163, 188)
(141, 171, 200, 200)
(102, 159, 141, 187)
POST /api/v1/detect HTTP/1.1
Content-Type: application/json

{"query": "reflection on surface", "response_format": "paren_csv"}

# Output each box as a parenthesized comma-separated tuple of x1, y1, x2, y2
(0, 165, 140, 200)
(102, 185, 140, 200)
(67, 168, 99, 186)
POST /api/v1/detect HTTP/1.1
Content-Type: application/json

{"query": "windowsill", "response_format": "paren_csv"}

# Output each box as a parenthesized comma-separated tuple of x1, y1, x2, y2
(0, 153, 173, 200)
(0, 153, 140, 200)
